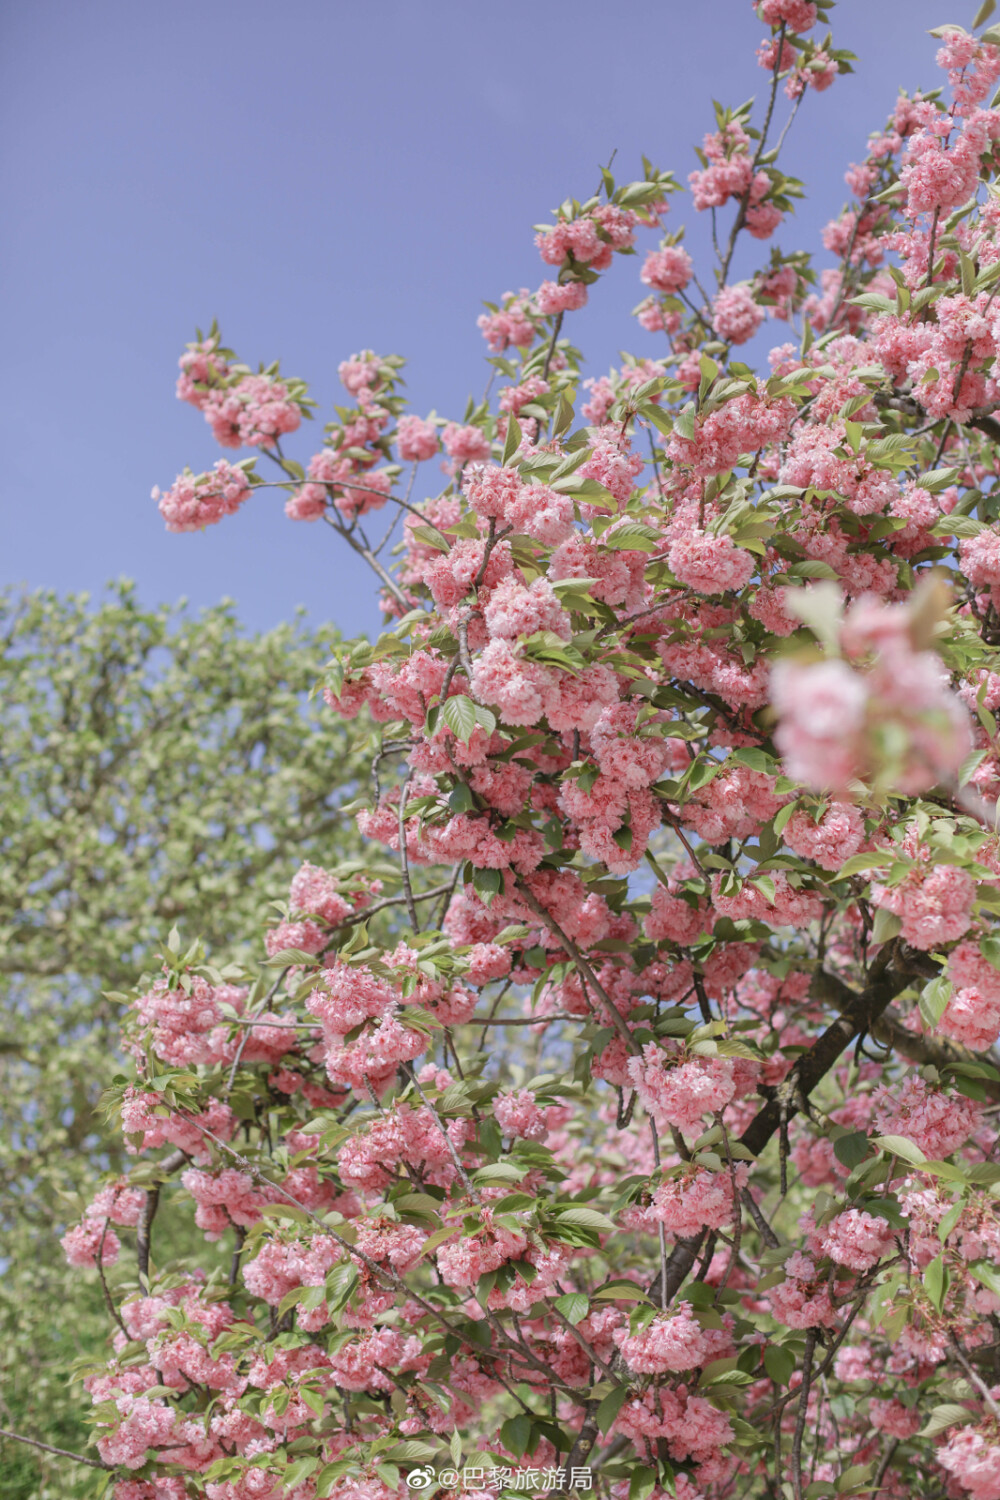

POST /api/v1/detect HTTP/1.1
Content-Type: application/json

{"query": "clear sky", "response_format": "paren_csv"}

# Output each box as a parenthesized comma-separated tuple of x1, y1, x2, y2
(0, 0, 955, 638)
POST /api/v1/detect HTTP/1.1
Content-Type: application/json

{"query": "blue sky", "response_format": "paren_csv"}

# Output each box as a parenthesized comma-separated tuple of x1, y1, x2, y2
(1, 0, 954, 638)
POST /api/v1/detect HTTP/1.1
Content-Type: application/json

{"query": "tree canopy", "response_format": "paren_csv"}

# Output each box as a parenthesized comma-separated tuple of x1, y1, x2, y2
(0, 585, 371, 1499)
(24, 4, 1000, 1499)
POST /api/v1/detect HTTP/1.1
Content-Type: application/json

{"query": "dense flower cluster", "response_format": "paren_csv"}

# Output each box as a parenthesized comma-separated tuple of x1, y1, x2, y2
(50, 9, 1000, 1500)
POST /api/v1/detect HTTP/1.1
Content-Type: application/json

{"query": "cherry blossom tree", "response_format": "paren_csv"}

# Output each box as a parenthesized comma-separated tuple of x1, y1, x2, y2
(31, 3, 1000, 1497)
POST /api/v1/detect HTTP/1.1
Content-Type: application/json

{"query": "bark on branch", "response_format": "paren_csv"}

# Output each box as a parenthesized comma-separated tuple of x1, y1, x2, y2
(650, 941, 918, 1303)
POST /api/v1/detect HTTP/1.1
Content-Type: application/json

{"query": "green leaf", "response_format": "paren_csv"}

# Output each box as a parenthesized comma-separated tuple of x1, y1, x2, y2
(553, 392, 575, 438)
(392, 1192, 443, 1216)
(870, 908, 902, 946)
(773, 800, 799, 836)
(409, 524, 450, 554)
(836, 1465, 873, 1494)
(786, 559, 840, 580)
(472, 866, 503, 907)
(472, 1162, 524, 1184)
(596, 1384, 629, 1435)
(960, 248, 977, 299)
(262, 947, 321, 968)
(475, 704, 497, 735)
(970, 1259, 1000, 1298)
(925, 1253, 950, 1312)
(920, 1403, 974, 1438)
(848, 292, 896, 313)
(552, 1206, 617, 1231)
(299, 1386, 325, 1417)
(833, 1131, 870, 1170)
(764, 1344, 795, 1387)
(384, 1441, 438, 1461)
(442, 695, 478, 744)
(919, 975, 952, 1031)
(602, 522, 661, 552)
(500, 1413, 532, 1458)
(958, 748, 988, 787)
(554, 1292, 590, 1325)
(502, 416, 522, 467)
(916, 1159, 967, 1183)
(448, 781, 477, 814)
(325, 1262, 359, 1313)
(591, 1279, 653, 1303)
(286, 1459, 320, 1487)
(975, 0, 997, 28)
(672, 409, 696, 441)
(938, 1199, 965, 1242)
(873, 1134, 926, 1166)
(628, 1466, 659, 1500)
(835, 852, 891, 879)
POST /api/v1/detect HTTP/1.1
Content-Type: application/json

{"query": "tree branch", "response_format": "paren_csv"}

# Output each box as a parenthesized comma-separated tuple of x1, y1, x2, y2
(0, 1428, 110, 1471)
(649, 941, 918, 1304)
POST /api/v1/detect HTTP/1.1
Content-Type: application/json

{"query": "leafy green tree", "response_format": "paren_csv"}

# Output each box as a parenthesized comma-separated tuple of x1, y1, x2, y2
(0, 582, 370, 1499)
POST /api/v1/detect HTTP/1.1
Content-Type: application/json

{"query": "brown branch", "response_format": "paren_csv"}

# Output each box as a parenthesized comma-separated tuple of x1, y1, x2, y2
(0, 1428, 110, 1471)
(742, 1187, 780, 1249)
(872, 1437, 900, 1496)
(541, 310, 565, 382)
(812, 966, 1000, 1100)
(649, 941, 917, 1305)
(396, 770, 419, 932)
(136, 1185, 160, 1289)
(718, 21, 787, 286)
(95, 1220, 128, 1337)
(741, 942, 912, 1159)
(948, 1329, 1000, 1420)
(514, 882, 636, 1053)
(791, 1327, 818, 1500)
(321, 513, 410, 609)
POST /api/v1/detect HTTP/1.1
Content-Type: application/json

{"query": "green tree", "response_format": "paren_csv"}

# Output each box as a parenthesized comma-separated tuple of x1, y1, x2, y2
(0, 582, 370, 1499)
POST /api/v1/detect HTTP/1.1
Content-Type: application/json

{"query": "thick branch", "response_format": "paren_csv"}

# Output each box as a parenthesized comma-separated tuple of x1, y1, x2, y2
(650, 942, 917, 1304)
(811, 966, 1000, 1099)
(136, 1184, 160, 1288)
(742, 942, 910, 1156)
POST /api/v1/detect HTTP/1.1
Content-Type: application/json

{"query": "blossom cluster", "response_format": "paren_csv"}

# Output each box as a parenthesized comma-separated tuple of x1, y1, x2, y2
(55, 10, 1000, 1500)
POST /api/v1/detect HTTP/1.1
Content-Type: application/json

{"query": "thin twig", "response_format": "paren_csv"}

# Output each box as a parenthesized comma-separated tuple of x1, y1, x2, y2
(719, 22, 787, 286)
(396, 770, 419, 932)
(791, 1327, 818, 1500)
(949, 1329, 1000, 1420)
(401, 1063, 479, 1201)
(0, 1428, 110, 1471)
(457, 617, 475, 680)
(230, 1225, 247, 1287)
(548, 1295, 622, 1384)
(95, 1220, 128, 1337)
(649, 1118, 670, 1309)
(871, 1437, 899, 1495)
(434, 861, 463, 931)
(460, 1012, 578, 1026)
(772, 92, 803, 158)
(321, 513, 410, 609)
(514, 882, 636, 1053)
(541, 311, 565, 382)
